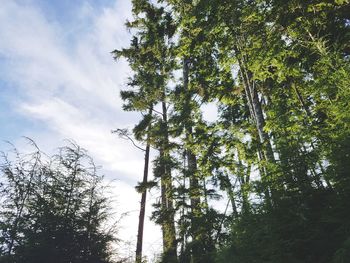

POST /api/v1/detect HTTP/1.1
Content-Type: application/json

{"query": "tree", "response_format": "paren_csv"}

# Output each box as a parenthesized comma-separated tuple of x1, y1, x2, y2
(0, 140, 117, 263)
(113, 1, 178, 262)
(116, 0, 350, 262)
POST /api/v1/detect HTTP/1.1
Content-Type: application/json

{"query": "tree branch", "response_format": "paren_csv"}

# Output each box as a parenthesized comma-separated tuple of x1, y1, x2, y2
(111, 129, 146, 152)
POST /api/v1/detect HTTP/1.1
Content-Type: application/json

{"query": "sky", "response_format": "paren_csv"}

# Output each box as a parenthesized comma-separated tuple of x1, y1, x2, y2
(0, 0, 163, 260)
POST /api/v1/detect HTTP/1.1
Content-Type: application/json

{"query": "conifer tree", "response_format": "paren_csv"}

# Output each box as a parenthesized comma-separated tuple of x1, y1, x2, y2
(116, 0, 350, 261)
(113, 1, 178, 262)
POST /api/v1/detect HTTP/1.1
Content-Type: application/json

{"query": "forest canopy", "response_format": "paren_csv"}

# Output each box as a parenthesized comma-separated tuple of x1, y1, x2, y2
(114, 0, 350, 262)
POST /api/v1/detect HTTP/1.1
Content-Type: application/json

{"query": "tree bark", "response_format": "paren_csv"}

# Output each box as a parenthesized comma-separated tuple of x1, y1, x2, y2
(183, 57, 203, 263)
(160, 96, 178, 263)
(135, 108, 152, 263)
(234, 45, 276, 205)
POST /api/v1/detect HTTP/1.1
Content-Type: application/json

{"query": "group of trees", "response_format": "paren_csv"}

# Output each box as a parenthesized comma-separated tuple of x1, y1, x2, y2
(0, 140, 117, 263)
(114, 0, 350, 262)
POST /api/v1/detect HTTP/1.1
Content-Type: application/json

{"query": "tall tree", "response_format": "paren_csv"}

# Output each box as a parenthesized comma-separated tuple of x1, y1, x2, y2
(113, 1, 178, 262)
(116, 0, 350, 262)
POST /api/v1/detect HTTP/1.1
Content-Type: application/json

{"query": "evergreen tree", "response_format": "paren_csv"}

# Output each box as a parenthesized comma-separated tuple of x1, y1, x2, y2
(116, 0, 350, 262)
(113, 1, 178, 262)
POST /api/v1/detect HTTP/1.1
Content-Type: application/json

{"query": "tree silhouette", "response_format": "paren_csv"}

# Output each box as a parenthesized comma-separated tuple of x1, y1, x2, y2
(0, 140, 118, 263)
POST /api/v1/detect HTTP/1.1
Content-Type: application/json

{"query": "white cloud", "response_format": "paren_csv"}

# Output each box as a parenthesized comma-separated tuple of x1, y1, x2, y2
(0, 0, 162, 259)
(0, 0, 136, 175)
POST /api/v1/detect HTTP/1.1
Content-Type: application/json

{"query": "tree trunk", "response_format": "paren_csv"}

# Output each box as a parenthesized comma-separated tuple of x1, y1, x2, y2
(160, 96, 178, 263)
(183, 58, 203, 263)
(135, 108, 152, 263)
(234, 46, 276, 205)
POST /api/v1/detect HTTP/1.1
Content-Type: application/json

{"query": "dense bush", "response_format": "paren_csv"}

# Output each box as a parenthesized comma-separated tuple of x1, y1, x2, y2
(0, 140, 117, 263)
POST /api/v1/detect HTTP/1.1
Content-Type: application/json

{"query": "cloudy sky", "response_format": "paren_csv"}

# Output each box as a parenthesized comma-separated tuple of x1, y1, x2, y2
(0, 0, 162, 260)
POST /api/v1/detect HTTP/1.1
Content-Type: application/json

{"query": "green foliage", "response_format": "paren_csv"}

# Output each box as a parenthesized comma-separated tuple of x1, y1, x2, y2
(117, 0, 350, 262)
(0, 141, 117, 263)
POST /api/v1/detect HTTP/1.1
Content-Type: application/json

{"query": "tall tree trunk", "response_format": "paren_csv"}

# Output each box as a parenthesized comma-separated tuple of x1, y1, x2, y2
(160, 96, 178, 263)
(135, 108, 153, 263)
(183, 58, 204, 263)
(234, 46, 276, 205)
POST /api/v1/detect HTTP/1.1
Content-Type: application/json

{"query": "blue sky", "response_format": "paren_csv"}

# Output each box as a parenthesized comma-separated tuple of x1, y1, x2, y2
(0, 0, 136, 176)
(0, 0, 162, 259)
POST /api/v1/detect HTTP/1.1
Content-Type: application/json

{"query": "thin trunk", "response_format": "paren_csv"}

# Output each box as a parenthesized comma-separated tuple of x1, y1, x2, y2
(187, 151, 200, 217)
(294, 85, 333, 189)
(85, 173, 98, 260)
(183, 58, 203, 263)
(160, 148, 167, 249)
(202, 177, 209, 216)
(237, 155, 250, 215)
(135, 108, 153, 263)
(179, 156, 188, 263)
(235, 46, 274, 161)
(294, 85, 312, 116)
(225, 174, 238, 218)
(235, 46, 276, 206)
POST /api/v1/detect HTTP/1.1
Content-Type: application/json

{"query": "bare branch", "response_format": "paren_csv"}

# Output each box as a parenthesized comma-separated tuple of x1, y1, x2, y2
(111, 129, 146, 152)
